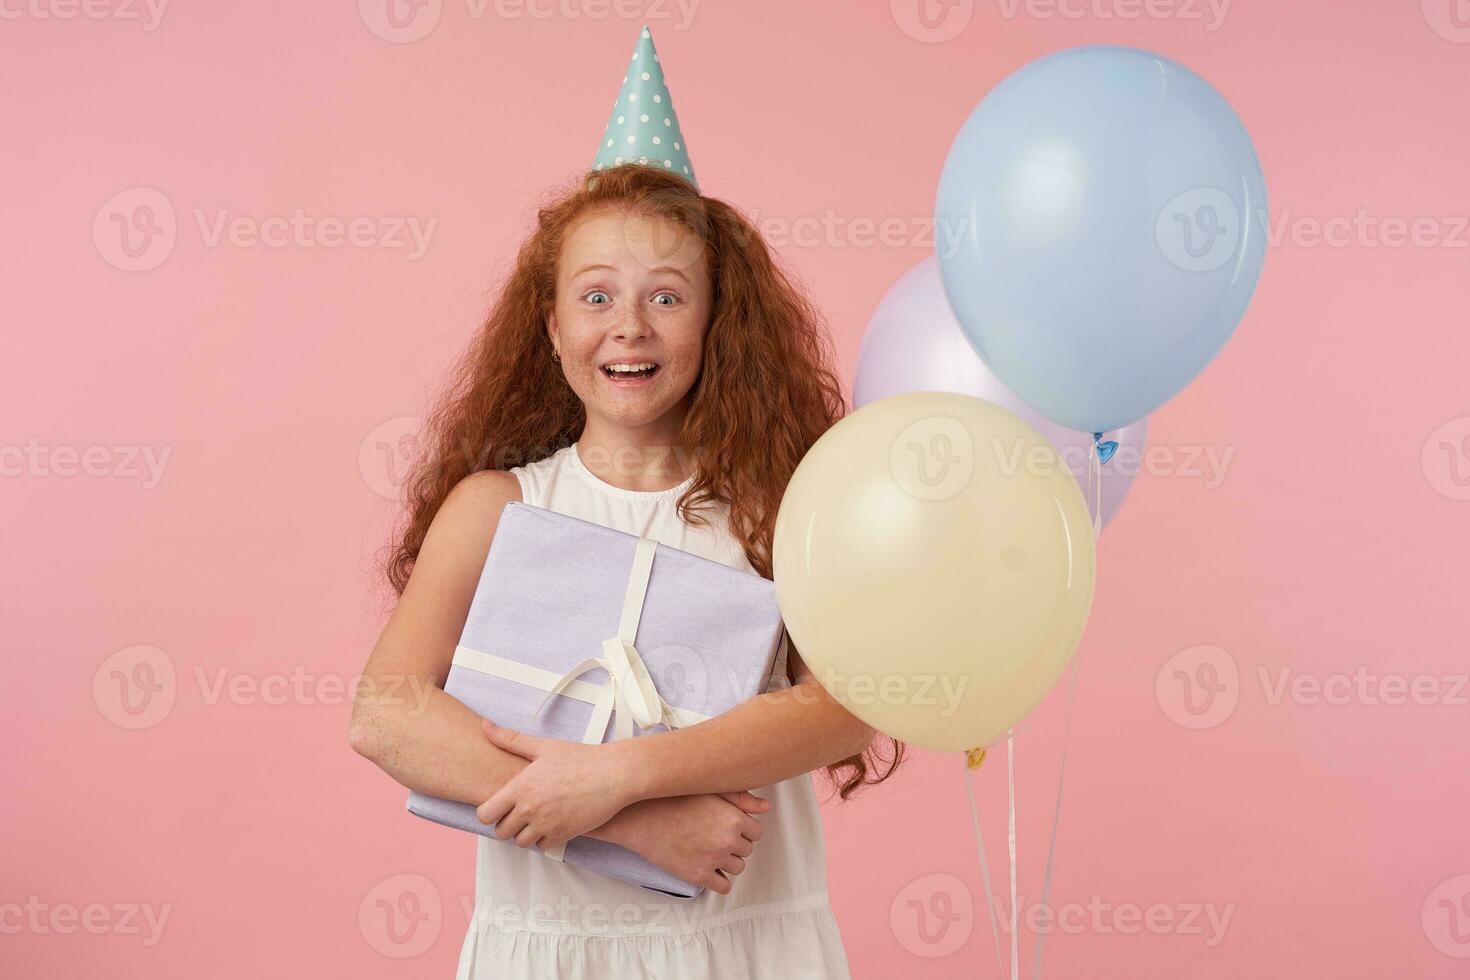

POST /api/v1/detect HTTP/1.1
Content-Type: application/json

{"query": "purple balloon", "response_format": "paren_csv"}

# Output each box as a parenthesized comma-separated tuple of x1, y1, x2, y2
(854, 257, 1146, 531)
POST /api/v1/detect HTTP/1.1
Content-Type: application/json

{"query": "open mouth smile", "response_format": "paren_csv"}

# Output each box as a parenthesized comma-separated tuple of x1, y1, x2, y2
(600, 361, 661, 386)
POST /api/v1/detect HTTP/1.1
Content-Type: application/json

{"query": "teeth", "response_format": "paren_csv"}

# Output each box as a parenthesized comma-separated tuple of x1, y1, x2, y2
(605, 362, 657, 373)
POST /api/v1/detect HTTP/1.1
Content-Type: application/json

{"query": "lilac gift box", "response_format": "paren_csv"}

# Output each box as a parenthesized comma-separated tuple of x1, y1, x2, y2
(407, 500, 786, 899)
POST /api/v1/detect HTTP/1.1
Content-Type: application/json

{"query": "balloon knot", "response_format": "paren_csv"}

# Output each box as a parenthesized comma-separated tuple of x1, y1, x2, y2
(1092, 432, 1118, 465)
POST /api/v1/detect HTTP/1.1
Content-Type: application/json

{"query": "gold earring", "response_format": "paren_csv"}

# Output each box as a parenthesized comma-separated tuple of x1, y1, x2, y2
(550, 345, 561, 363)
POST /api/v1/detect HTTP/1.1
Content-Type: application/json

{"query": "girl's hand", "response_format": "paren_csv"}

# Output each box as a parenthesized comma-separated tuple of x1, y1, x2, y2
(476, 718, 640, 850)
(607, 791, 769, 895)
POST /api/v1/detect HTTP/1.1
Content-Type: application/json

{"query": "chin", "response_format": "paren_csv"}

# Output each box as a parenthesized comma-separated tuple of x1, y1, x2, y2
(587, 397, 661, 424)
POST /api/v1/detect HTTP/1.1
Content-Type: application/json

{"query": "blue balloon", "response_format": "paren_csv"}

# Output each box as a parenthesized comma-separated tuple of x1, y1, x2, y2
(935, 46, 1267, 434)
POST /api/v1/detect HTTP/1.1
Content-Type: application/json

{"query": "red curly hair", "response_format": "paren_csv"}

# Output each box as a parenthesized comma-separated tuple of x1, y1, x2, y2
(382, 163, 903, 800)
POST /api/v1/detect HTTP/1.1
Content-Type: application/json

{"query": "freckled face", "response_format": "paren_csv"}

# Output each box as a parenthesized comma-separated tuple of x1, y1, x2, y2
(548, 208, 713, 430)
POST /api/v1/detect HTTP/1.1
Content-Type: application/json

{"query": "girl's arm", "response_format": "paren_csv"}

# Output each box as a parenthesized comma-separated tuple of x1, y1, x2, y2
(477, 647, 876, 848)
(615, 652, 876, 801)
(349, 471, 537, 806)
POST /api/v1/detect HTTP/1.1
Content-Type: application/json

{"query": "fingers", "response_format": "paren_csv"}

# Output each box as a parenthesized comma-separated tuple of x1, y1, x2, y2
(476, 789, 514, 829)
(741, 791, 770, 811)
(480, 802, 553, 850)
(479, 794, 533, 846)
(731, 836, 754, 858)
(702, 847, 752, 896)
(719, 791, 772, 815)
(498, 809, 546, 850)
(712, 791, 768, 846)
(491, 806, 527, 843)
(739, 814, 764, 843)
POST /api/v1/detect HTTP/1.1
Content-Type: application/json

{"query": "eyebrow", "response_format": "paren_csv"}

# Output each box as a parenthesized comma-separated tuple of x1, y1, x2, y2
(569, 262, 693, 285)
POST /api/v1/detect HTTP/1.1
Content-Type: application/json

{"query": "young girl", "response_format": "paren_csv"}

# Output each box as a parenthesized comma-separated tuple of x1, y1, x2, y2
(350, 163, 903, 977)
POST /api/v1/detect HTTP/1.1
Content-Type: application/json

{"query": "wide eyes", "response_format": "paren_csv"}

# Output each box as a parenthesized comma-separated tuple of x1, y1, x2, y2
(581, 290, 680, 307)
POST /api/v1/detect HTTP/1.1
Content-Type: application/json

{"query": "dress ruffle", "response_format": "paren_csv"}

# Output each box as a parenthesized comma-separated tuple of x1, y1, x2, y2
(455, 894, 851, 979)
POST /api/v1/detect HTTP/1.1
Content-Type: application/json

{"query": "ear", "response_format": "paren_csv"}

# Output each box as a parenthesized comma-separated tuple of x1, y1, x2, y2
(546, 310, 559, 349)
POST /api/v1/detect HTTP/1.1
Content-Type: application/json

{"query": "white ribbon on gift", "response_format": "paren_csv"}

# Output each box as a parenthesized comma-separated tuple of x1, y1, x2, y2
(450, 535, 710, 861)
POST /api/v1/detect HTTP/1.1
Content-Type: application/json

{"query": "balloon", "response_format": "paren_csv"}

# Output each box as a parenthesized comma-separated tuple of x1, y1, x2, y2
(773, 392, 1096, 751)
(935, 45, 1267, 434)
(853, 256, 1147, 530)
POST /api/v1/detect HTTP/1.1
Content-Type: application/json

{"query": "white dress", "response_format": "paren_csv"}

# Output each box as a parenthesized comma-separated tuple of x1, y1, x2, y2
(454, 443, 852, 979)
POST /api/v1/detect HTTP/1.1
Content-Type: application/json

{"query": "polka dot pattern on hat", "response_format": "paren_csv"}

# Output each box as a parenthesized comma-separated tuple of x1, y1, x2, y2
(590, 25, 697, 189)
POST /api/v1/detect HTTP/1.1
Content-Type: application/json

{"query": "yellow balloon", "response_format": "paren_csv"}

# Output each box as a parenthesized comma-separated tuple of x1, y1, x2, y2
(773, 392, 1096, 752)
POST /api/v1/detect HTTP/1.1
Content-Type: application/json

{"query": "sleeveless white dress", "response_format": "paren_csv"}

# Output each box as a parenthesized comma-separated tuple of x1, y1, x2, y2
(454, 443, 852, 979)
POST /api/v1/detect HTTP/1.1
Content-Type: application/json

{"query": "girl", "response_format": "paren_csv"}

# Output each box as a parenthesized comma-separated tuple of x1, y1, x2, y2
(350, 163, 903, 977)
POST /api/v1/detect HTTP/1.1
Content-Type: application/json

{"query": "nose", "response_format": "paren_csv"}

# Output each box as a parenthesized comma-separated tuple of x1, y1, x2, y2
(612, 302, 652, 341)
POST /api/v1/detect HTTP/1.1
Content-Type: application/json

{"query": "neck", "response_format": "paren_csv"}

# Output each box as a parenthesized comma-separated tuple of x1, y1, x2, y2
(574, 414, 693, 493)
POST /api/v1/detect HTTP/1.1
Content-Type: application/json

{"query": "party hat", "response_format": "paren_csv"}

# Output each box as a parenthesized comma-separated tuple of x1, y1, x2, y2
(593, 25, 698, 188)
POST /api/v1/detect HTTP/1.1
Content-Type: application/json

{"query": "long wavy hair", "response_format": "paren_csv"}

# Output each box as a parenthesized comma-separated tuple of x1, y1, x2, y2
(382, 163, 903, 800)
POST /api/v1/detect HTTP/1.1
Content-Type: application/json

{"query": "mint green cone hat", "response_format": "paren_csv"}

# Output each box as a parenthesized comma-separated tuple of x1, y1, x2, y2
(593, 25, 698, 189)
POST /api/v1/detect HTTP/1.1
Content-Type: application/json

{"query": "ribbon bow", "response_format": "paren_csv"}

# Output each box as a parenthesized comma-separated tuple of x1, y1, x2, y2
(531, 536, 686, 745)
(532, 634, 683, 742)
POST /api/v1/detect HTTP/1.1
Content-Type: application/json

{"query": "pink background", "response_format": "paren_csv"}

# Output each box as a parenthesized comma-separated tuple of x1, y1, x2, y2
(4, 1, 1468, 976)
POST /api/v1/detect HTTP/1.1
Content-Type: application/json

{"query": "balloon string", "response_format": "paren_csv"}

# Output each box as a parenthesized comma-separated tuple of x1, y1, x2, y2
(1026, 441, 1100, 978)
(969, 446, 1100, 979)
(1030, 646, 1082, 979)
(1007, 730, 1018, 980)
(964, 758, 1005, 976)
(1090, 438, 1103, 540)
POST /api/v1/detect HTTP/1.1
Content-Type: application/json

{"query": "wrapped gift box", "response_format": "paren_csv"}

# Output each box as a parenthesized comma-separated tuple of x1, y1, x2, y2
(407, 500, 786, 898)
